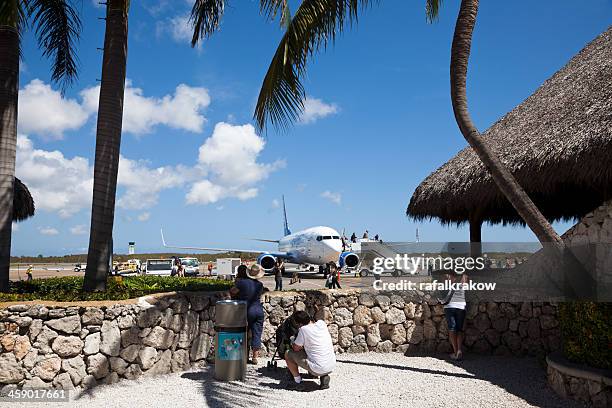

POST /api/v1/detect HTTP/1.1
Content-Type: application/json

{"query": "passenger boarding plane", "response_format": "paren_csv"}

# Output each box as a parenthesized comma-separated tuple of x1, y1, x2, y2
(160, 196, 359, 271)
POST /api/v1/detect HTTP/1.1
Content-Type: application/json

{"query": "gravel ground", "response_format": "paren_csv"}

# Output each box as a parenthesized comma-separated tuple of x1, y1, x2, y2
(10, 353, 581, 408)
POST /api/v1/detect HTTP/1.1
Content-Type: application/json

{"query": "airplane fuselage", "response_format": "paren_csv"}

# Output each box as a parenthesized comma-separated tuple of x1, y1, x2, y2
(277, 226, 344, 265)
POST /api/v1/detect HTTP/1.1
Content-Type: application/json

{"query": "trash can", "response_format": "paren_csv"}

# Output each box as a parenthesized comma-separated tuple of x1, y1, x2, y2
(214, 300, 248, 381)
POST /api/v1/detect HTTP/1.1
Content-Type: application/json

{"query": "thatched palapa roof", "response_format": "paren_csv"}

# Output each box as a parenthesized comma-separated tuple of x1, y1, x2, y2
(407, 27, 612, 226)
(13, 177, 35, 222)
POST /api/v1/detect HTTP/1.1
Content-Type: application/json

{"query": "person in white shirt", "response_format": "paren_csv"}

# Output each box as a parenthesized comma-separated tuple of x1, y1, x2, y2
(285, 311, 336, 390)
(439, 271, 468, 360)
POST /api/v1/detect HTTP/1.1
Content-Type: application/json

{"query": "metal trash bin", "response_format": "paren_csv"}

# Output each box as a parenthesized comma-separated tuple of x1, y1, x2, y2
(214, 300, 248, 381)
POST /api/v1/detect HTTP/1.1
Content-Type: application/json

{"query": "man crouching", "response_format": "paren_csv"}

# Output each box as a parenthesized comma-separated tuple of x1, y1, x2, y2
(285, 311, 336, 390)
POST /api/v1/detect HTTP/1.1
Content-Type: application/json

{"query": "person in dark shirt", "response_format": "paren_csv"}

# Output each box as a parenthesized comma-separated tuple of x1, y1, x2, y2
(230, 264, 265, 364)
(273, 258, 285, 291)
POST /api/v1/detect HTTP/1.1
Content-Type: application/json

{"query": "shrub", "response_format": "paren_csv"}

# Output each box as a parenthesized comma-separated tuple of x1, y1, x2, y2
(558, 302, 612, 369)
(0, 276, 232, 302)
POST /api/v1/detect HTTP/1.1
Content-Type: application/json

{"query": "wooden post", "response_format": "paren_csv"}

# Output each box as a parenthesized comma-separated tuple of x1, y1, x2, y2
(469, 217, 482, 258)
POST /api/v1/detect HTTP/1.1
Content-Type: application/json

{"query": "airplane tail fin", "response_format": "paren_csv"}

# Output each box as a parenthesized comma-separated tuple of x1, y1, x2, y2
(282, 195, 291, 236)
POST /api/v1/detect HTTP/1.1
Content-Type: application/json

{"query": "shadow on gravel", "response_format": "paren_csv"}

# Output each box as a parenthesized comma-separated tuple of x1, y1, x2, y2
(253, 366, 320, 392)
(418, 354, 580, 408)
(181, 367, 274, 407)
(338, 359, 477, 379)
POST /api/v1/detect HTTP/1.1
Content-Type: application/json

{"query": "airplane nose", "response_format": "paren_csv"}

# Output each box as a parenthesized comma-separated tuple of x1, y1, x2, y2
(324, 241, 342, 254)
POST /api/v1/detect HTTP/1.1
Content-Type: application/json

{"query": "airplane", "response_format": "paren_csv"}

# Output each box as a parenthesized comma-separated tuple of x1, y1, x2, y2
(160, 196, 360, 272)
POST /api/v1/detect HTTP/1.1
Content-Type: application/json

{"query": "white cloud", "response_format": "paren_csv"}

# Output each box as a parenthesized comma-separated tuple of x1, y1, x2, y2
(116, 157, 198, 210)
(271, 199, 280, 208)
(186, 123, 285, 205)
(39, 226, 59, 236)
(70, 224, 87, 235)
(18, 79, 90, 139)
(137, 212, 151, 222)
(157, 14, 193, 43)
(321, 190, 342, 205)
(16, 135, 93, 218)
(299, 97, 339, 124)
(81, 82, 211, 135)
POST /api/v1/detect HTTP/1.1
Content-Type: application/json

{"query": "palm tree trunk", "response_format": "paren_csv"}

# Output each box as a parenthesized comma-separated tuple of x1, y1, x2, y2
(0, 26, 19, 292)
(83, 0, 128, 291)
(450, 0, 562, 248)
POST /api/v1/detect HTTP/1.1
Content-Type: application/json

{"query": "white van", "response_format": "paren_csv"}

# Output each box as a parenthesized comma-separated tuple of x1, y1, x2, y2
(143, 259, 174, 276)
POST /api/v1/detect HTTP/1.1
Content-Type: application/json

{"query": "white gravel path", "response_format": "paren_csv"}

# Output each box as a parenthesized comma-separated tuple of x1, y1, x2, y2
(11, 353, 581, 408)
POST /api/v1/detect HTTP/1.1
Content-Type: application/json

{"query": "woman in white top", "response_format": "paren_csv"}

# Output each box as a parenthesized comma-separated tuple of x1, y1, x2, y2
(440, 271, 468, 360)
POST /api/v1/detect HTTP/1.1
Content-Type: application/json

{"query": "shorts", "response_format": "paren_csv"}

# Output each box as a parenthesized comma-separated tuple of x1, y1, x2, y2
(285, 349, 331, 376)
(444, 307, 466, 332)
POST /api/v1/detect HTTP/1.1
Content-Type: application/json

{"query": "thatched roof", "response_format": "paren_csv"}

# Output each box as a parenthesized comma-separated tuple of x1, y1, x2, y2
(13, 177, 35, 222)
(407, 27, 612, 226)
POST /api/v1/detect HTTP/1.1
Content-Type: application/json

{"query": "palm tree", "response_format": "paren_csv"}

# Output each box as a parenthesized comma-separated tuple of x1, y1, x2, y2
(253, 0, 563, 247)
(0, 0, 81, 292)
(83, 0, 129, 291)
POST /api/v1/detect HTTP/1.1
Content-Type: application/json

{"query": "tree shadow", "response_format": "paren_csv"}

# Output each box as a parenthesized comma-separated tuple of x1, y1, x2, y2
(338, 359, 476, 379)
(181, 367, 273, 407)
(397, 353, 582, 408)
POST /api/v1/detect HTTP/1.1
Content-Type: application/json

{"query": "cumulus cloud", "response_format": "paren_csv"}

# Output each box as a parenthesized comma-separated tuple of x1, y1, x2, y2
(70, 224, 87, 235)
(156, 14, 193, 43)
(116, 157, 198, 210)
(16, 135, 93, 218)
(321, 190, 342, 205)
(271, 199, 280, 208)
(18, 80, 90, 139)
(299, 97, 339, 124)
(186, 123, 285, 205)
(137, 212, 151, 222)
(39, 226, 59, 236)
(81, 82, 211, 134)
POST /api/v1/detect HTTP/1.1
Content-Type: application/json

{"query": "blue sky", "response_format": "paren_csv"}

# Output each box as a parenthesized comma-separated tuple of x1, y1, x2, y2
(11, 0, 612, 255)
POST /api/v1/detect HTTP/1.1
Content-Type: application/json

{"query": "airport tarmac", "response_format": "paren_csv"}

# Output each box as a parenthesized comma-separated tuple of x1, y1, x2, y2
(8, 263, 430, 291)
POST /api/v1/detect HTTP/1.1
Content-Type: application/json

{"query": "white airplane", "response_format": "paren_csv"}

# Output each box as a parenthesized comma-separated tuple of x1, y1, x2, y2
(160, 196, 359, 271)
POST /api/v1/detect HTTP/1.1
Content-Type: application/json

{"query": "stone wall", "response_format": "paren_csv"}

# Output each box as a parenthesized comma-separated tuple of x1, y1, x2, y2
(0, 290, 560, 392)
(547, 353, 611, 408)
(260, 291, 560, 356)
(0, 292, 218, 392)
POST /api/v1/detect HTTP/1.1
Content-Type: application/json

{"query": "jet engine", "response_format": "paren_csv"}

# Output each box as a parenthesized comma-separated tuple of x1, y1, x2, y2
(257, 254, 277, 270)
(339, 251, 359, 268)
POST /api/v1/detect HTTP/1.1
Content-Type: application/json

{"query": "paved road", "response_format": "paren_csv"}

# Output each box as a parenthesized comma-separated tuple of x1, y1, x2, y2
(10, 353, 580, 408)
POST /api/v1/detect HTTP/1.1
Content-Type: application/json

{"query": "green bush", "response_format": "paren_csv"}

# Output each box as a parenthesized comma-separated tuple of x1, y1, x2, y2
(558, 302, 612, 369)
(0, 276, 232, 302)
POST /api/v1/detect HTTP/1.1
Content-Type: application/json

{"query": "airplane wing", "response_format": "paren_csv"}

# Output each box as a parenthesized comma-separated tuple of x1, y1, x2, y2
(161, 229, 290, 258)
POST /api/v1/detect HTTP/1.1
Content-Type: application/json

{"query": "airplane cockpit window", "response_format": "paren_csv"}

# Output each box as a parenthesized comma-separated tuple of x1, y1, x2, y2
(323, 236, 332, 240)
(332, 236, 340, 239)
(316, 236, 322, 241)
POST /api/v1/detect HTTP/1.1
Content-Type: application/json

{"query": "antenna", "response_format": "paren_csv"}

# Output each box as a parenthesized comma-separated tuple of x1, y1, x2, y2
(416, 228, 420, 243)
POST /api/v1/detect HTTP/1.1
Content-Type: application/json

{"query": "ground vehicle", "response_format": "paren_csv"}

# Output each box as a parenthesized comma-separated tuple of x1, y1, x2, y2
(74, 263, 86, 272)
(115, 259, 141, 275)
(179, 257, 200, 276)
(215, 258, 241, 278)
(142, 259, 174, 276)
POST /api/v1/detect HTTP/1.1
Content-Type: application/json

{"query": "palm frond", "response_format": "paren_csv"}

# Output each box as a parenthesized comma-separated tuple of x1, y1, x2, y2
(190, 0, 225, 47)
(28, 0, 82, 91)
(425, 0, 442, 23)
(254, 0, 375, 132)
(260, 0, 291, 28)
